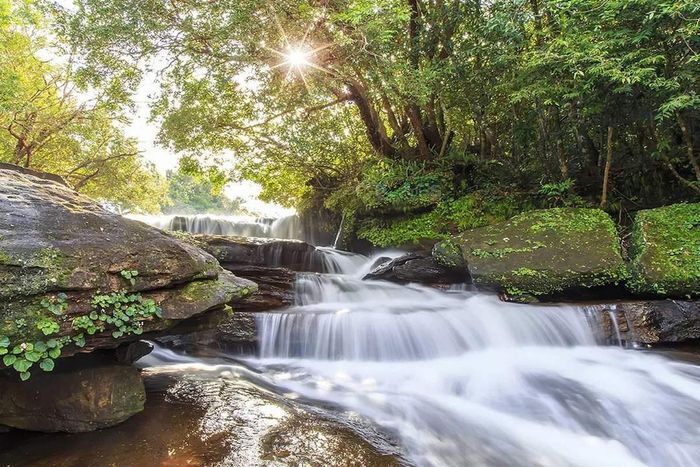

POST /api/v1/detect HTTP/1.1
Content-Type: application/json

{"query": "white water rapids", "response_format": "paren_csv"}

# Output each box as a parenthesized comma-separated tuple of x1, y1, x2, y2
(145, 250, 700, 467)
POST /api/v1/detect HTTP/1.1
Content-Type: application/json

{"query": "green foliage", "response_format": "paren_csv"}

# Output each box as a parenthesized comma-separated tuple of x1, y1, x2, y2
(538, 179, 587, 208)
(162, 163, 245, 214)
(49, 0, 700, 215)
(1, 270, 162, 381)
(356, 161, 452, 213)
(0, 0, 167, 213)
(119, 269, 138, 286)
(73, 290, 162, 339)
(39, 292, 68, 316)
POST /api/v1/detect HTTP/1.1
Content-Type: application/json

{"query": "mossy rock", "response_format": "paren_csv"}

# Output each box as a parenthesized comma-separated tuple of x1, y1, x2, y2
(457, 208, 628, 301)
(628, 203, 700, 298)
(432, 239, 465, 270)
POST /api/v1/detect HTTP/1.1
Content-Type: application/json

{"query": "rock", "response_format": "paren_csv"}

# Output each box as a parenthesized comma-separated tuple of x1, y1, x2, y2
(186, 234, 321, 272)
(0, 355, 145, 432)
(114, 340, 154, 364)
(598, 300, 700, 345)
(364, 253, 467, 285)
(0, 167, 220, 300)
(628, 203, 700, 298)
(0, 371, 403, 465)
(149, 269, 256, 320)
(457, 208, 628, 302)
(155, 309, 259, 355)
(0, 164, 253, 378)
(224, 265, 295, 312)
(432, 239, 466, 270)
(368, 256, 392, 271)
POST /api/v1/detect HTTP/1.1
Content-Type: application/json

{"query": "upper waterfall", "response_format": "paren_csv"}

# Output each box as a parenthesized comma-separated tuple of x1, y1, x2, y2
(128, 213, 306, 240)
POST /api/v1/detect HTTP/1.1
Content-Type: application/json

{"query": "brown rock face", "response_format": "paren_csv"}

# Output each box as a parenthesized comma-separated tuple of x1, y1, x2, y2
(598, 300, 700, 345)
(0, 167, 219, 300)
(0, 165, 255, 355)
(363, 253, 467, 285)
(191, 234, 321, 272)
(0, 357, 145, 432)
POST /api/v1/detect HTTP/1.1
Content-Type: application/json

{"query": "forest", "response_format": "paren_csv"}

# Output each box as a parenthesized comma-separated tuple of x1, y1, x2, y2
(2, 1, 700, 465)
(1, 0, 697, 246)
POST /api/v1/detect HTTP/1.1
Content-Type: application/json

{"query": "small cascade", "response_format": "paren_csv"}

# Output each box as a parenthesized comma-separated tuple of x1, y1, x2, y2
(269, 214, 304, 240)
(258, 293, 598, 360)
(128, 213, 305, 240)
(608, 306, 623, 346)
(312, 247, 367, 274)
(245, 254, 700, 467)
(332, 212, 345, 249)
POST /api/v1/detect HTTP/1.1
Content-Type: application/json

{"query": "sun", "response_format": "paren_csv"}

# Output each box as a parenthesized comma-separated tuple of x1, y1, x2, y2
(284, 48, 312, 68)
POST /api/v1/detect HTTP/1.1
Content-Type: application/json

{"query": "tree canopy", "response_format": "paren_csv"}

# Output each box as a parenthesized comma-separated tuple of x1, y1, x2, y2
(54, 0, 699, 215)
(0, 0, 167, 212)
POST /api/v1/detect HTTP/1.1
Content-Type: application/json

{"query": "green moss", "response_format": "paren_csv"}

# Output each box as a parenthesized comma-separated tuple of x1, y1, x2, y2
(458, 208, 628, 299)
(357, 192, 531, 248)
(628, 203, 700, 297)
(432, 239, 464, 269)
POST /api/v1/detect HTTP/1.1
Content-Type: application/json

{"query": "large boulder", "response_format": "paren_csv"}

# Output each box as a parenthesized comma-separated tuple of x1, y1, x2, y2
(0, 165, 254, 379)
(628, 203, 700, 298)
(0, 355, 145, 432)
(456, 208, 628, 302)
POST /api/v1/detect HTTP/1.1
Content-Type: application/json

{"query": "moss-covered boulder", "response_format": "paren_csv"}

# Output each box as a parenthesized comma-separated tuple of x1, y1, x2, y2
(0, 165, 254, 379)
(457, 208, 628, 301)
(628, 203, 700, 298)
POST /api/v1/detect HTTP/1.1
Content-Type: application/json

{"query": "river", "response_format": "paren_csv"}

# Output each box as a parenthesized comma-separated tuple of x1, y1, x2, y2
(4, 215, 700, 466)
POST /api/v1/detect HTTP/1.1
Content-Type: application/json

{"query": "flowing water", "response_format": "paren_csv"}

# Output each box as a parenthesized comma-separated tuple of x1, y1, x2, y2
(136, 249, 700, 466)
(128, 214, 305, 240)
(11, 213, 700, 465)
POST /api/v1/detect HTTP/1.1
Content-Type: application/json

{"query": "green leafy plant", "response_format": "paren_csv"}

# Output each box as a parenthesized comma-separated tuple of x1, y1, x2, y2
(73, 290, 162, 339)
(39, 293, 68, 316)
(120, 269, 139, 286)
(36, 316, 60, 336)
(0, 337, 67, 381)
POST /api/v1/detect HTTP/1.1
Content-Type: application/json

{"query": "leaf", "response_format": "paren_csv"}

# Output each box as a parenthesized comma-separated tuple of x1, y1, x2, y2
(24, 350, 42, 363)
(39, 358, 55, 372)
(3, 354, 17, 366)
(13, 358, 32, 373)
(19, 371, 31, 381)
(48, 347, 61, 359)
(46, 339, 58, 348)
(34, 341, 47, 352)
(0, 336, 9, 348)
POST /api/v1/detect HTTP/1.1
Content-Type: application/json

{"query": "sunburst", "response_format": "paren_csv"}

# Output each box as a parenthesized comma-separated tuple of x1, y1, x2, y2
(265, 5, 333, 89)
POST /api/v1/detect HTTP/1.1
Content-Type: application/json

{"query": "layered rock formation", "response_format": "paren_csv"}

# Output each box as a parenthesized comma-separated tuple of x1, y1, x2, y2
(0, 165, 255, 431)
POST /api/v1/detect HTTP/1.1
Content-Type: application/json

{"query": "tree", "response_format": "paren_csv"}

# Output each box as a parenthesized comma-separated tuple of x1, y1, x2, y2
(55, 0, 699, 212)
(0, 0, 167, 212)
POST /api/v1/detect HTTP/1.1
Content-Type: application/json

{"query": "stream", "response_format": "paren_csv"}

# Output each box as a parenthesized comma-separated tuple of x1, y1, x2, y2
(3, 215, 700, 466)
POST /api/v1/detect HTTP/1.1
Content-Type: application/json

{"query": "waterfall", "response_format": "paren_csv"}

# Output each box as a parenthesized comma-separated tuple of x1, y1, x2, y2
(245, 255, 700, 467)
(128, 213, 304, 240)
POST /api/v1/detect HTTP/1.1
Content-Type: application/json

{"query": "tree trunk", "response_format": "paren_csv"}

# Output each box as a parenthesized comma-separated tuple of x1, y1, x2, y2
(600, 126, 614, 208)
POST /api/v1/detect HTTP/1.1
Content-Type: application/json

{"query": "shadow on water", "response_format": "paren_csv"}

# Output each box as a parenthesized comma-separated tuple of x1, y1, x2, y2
(0, 364, 404, 467)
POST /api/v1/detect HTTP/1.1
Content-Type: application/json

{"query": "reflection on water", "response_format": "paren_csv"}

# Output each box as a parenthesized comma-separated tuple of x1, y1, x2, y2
(0, 366, 402, 467)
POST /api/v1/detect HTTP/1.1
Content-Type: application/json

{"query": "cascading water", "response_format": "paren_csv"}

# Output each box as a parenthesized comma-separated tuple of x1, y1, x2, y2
(128, 213, 305, 240)
(240, 254, 700, 467)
